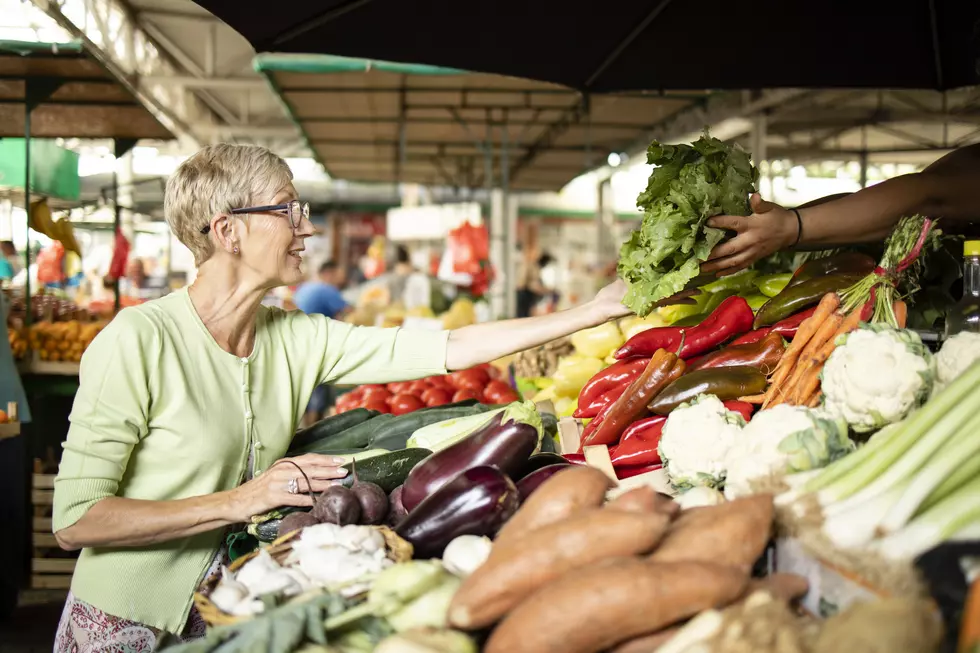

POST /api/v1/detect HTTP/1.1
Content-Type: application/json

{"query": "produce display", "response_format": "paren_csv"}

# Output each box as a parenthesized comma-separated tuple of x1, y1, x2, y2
(165, 132, 977, 653)
(4, 289, 106, 362)
(335, 365, 519, 416)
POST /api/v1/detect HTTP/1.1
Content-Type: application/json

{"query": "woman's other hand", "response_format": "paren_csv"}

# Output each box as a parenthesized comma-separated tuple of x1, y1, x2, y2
(701, 194, 799, 276)
(230, 454, 349, 522)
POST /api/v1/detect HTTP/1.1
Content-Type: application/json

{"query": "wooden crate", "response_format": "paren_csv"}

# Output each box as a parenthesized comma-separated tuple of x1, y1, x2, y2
(31, 473, 76, 591)
(0, 401, 21, 440)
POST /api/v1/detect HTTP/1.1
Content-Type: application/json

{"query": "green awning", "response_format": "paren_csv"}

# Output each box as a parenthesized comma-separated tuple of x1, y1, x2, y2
(0, 138, 80, 201)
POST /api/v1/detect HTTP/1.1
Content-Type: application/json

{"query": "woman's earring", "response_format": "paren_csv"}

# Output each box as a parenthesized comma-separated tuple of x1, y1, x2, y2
(233, 246, 240, 254)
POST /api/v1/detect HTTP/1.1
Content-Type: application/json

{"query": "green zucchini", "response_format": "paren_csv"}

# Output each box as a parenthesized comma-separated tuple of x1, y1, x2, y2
(289, 408, 380, 451)
(248, 518, 288, 542)
(541, 412, 558, 438)
(368, 404, 494, 451)
(289, 413, 396, 455)
(338, 448, 432, 493)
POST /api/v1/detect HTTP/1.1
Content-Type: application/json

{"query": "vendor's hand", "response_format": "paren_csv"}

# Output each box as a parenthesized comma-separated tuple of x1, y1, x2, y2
(229, 454, 349, 522)
(701, 194, 799, 276)
(591, 278, 632, 320)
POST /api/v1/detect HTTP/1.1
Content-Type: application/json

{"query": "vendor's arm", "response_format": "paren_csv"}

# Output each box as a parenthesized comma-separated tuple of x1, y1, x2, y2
(702, 143, 980, 275)
(53, 312, 345, 551)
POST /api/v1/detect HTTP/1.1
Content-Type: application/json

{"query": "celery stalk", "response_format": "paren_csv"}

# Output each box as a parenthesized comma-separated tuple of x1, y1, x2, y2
(877, 410, 980, 535)
(917, 447, 980, 514)
(801, 421, 902, 494)
(875, 474, 980, 560)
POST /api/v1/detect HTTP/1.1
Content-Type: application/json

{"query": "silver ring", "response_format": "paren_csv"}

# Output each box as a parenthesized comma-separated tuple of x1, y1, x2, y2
(287, 478, 299, 495)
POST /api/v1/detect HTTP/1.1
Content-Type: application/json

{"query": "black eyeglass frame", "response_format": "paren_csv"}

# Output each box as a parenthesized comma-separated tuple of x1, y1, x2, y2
(200, 200, 310, 234)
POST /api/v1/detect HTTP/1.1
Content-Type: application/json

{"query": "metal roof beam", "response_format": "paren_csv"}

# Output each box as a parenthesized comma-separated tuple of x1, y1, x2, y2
(139, 75, 267, 91)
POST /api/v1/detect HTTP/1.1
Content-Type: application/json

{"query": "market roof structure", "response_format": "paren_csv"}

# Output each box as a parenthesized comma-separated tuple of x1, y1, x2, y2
(255, 54, 707, 191)
(0, 39, 174, 140)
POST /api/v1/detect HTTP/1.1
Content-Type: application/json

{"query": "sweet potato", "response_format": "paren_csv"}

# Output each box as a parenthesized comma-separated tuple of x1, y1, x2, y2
(494, 466, 613, 545)
(609, 626, 681, 653)
(606, 486, 679, 518)
(649, 494, 774, 570)
(745, 573, 809, 603)
(484, 559, 748, 653)
(450, 510, 671, 629)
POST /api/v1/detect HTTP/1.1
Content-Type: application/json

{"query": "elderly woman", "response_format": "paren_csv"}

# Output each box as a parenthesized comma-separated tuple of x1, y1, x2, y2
(52, 144, 630, 649)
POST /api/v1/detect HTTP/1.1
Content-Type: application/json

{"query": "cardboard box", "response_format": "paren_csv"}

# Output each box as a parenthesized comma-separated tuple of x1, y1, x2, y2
(775, 537, 885, 617)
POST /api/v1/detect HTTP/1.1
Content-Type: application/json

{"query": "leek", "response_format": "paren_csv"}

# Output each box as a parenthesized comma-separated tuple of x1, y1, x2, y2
(875, 474, 980, 560)
(820, 406, 980, 549)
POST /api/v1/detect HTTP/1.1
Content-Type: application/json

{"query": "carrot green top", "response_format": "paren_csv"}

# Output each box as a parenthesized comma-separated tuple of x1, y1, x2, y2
(53, 287, 448, 633)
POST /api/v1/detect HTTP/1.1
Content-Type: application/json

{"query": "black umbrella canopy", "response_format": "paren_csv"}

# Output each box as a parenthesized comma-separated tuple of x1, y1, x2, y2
(196, 0, 980, 92)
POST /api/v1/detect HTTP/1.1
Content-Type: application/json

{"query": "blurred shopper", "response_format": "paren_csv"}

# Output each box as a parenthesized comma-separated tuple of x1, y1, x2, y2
(516, 248, 547, 318)
(293, 261, 351, 425)
(51, 144, 629, 647)
(388, 245, 431, 311)
(0, 241, 21, 280)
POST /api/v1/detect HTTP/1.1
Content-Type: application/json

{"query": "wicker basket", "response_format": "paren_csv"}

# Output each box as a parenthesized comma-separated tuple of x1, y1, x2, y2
(193, 526, 413, 628)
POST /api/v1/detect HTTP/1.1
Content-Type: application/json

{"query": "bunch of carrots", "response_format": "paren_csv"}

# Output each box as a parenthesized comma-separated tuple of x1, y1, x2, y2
(760, 214, 935, 409)
(761, 292, 906, 409)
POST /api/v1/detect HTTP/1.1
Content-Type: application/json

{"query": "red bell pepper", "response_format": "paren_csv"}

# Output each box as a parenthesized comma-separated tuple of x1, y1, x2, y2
(618, 415, 666, 445)
(614, 296, 754, 360)
(576, 357, 650, 412)
(563, 453, 586, 465)
(610, 433, 664, 467)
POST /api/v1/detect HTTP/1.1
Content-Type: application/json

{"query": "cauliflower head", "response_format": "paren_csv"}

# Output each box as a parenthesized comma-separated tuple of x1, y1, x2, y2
(934, 332, 980, 396)
(658, 394, 746, 491)
(821, 324, 933, 432)
(724, 405, 852, 500)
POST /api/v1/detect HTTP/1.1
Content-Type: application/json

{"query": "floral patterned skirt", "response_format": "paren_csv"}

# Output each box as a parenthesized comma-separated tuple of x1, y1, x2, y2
(53, 592, 207, 652)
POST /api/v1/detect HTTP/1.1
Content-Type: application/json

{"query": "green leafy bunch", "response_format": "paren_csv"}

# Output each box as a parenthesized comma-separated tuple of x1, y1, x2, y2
(618, 132, 759, 316)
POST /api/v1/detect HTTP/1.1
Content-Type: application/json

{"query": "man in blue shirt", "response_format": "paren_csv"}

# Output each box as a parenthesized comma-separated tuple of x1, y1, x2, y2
(294, 260, 350, 319)
(294, 261, 351, 425)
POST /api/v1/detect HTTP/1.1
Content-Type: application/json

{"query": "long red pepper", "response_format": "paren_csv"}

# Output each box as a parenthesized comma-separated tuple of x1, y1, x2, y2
(575, 357, 650, 416)
(573, 384, 629, 419)
(687, 331, 785, 374)
(614, 296, 754, 361)
(730, 306, 817, 346)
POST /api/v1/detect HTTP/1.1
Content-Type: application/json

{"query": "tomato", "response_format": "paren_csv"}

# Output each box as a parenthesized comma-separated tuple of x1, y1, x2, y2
(483, 379, 514, 403)
(408, 380, 432, 395)
(389, 393, 425, 416)
(421, 387, 452, 407)
(477, 363, 501, 380)
(362, 399, 391, 414)
(487, 389, 520, 405)
(428, 375, 452, 389)
(452, 388, 482, 403)
(361, 385, 392, 402)
(387, 381, 410, 394)
(450, 368, 489, 392)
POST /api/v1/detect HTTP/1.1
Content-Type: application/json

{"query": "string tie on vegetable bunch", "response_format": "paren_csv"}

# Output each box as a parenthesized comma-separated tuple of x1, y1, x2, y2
(872, 217, 935, 287)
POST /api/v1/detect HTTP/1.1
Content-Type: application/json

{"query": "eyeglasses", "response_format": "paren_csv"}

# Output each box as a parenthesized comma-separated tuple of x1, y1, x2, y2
(200, 200, 310, 234)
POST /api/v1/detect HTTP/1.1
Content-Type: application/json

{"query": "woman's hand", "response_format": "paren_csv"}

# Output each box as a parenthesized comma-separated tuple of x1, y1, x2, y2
(701, 194, 799, 276)
(590, 278, 631, 321)
(230, 454, 349, 522)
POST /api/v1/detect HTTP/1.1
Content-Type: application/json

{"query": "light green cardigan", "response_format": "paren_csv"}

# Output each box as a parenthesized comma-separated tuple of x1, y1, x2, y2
(53, 288, 449, 633)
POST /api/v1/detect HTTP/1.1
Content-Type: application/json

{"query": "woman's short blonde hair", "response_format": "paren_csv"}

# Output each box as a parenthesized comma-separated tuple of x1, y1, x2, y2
(164, 143, 293, 265)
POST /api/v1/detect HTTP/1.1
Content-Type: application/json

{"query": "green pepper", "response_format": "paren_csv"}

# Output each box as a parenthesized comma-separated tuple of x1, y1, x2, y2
(743, 293, 770, 311)
(702, 269, 759, 294)
(648, 366, 768, 415)
(671, 313, 706, 327)
(753, 273, 862, 329)
(754, 273, 793, 298)
(702, 289, 737, 315)
(787, 252, 876, 289)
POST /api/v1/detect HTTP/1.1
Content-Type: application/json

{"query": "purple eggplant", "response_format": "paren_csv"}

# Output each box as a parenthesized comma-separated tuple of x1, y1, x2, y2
(520, 452, 568, 479)
(516, 463, 572, 502)
(401, 412, 537, 512)
(395, 465, 519, 559)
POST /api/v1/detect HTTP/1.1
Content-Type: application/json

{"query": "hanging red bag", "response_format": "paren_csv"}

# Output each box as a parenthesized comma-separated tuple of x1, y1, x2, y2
(448, 221, 490, 276)
(36, 242, 66, 285)
(108, 229, 130, 281)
